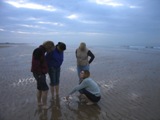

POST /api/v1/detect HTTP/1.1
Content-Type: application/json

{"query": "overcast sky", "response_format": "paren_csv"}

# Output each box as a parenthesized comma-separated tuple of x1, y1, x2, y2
(0, 0, 160, 46)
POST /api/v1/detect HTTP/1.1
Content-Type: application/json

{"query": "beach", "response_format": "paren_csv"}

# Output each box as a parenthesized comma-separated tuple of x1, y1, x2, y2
(0, 44, 160, 120)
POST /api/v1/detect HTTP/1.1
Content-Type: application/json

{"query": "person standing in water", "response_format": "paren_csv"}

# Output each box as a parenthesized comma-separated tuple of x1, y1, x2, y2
(76, 42, 95, 81)
(46, 42, 66, 100)
(31, 41, 54, 109)
(66, 70, 101, 105)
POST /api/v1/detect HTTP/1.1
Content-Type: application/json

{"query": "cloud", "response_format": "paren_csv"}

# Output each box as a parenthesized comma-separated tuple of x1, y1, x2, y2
(10, 30, 31, 34)
(10, 30, 46, 35)
(26, 17, 41, 21)
(5, 0, 57, 11)
(129, 5, 140, 9)
(90, 0, 124, 7)
(8, 17, 43, 22)
(1, 0, 160, 46)
(58, 31, 106, 36)
(77, 32, 106, 36)
(38, 21, 64, 26)
(66, 14, 79, 20)
(8, 30, 105, 36)
(8, 29, 60, 35)
(66, 14, 100, 24)
(89, 0, 140, 8)
(19, 24, 42, 28)
(0, 29, 5, 31)
(79, 20, 101, 24)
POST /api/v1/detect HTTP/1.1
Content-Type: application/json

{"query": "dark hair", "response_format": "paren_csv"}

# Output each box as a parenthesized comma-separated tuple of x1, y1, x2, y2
(83, 70, 90, 78)
(58, 42, 66, 51)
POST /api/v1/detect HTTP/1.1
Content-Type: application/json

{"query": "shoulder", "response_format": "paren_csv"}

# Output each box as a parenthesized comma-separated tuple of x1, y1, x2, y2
(33, 47, 42, 55)
(83, 77, 92, 82)
(34, 47, 40, 52)
(54, 48, 59, 53)
(76, 48, 79, 52)
(88, 49, 92, 53)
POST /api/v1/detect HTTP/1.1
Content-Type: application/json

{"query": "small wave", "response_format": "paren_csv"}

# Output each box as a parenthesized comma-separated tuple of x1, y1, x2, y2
(127, 46, 160, 50)
(97, 80, 117, 90)
(129, 46, 146, 49)
(19, 54, 31, 57)
(68, 66, 76, 72)
(11, 77, 36, 87)
(153, 46, 160, 49)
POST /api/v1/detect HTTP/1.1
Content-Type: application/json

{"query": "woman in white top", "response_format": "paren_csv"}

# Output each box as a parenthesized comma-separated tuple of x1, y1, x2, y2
(76, 43, 95, 81)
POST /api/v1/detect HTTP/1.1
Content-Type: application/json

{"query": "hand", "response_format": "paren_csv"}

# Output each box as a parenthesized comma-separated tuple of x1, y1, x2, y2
(66, 96, 69, 100)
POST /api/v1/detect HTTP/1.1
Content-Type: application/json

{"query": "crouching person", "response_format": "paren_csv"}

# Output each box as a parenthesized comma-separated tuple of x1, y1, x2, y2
(31, 41, 54, 109)
(66, 70, 101, 105)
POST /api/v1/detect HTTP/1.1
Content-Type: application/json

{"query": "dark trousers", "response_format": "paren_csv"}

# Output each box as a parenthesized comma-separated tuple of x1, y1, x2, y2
(79, 89, 101, 103)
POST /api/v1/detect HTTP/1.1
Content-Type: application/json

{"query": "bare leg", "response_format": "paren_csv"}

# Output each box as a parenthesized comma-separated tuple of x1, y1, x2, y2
(50, 86, 54, 98)
(55, 85, 59, 96)
(42, 90, 48, 108)
(37, 90, 42, 105)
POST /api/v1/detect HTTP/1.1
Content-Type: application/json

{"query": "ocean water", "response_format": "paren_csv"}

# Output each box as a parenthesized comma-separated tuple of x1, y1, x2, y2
(0, 44, 160, 120)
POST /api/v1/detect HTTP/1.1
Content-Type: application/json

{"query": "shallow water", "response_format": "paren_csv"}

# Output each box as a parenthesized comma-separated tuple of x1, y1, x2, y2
(0, 45, 160, 120)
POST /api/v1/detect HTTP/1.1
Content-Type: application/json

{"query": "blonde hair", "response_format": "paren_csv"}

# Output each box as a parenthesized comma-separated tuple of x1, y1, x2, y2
(80, 42, 86, 47)
(43, 40, 54, 51)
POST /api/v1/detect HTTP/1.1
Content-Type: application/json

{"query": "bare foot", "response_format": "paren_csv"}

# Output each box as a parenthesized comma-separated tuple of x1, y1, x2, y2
(80, 98, 87, 103)
(42, 105, 48, 109)
(86, 102, 94, 105)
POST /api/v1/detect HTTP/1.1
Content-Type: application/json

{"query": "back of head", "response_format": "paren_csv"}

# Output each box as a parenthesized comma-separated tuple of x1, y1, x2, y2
(58, 42, 66, 51)
(43, 41, 54, 52)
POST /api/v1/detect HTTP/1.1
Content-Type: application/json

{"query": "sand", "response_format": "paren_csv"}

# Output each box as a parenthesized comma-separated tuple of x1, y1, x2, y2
(0, 45, 160, 120)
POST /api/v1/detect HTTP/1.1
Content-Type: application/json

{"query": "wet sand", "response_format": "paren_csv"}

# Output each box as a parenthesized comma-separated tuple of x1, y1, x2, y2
(0, 45, 160, 120)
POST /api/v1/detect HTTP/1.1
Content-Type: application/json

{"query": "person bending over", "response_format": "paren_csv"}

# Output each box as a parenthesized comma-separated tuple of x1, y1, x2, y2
(46, 42, 66, 100)
(66, 70, 101, 105)
(31, 41, 54, 109)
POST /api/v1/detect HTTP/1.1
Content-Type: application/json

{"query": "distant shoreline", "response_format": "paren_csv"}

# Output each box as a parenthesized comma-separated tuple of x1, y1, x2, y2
(0, 42, 27, 45)
(0, 43, 29, 48)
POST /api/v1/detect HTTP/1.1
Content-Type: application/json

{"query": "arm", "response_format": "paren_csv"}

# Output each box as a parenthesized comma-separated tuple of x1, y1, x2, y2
(66, 81, 88, 100)
(88, 50, 95, 64)
(68, 80, 88, 95)
(75, 49, 78, 58)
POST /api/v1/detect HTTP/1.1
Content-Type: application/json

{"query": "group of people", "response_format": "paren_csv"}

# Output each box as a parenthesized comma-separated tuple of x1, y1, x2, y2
(31, 41, 101, 109)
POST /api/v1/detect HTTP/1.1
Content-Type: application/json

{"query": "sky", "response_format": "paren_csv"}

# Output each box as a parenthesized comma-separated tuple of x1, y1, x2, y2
(0, 0, 160, 46)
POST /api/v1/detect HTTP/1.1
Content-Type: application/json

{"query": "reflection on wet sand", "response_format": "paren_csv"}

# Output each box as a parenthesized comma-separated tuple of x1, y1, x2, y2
(50, 96, 62, 120)
(34, 96, 62, 120)
(34, 106, 48, 120)
(34, 95, 102, 120)
(66, 103, 101, 120)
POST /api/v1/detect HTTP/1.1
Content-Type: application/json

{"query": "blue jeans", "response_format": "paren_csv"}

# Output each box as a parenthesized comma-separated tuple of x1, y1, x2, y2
(77, 65, 89, 78)
(48, 67, 61, 86)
